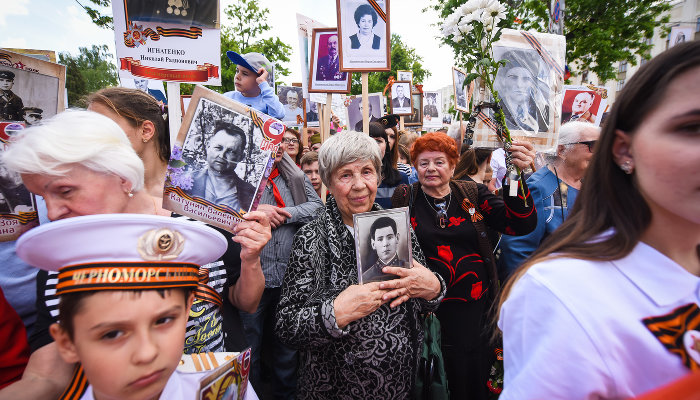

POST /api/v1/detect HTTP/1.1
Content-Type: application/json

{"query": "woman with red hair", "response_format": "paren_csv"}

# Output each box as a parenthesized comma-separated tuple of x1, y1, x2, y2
(390, 132, 537, 400)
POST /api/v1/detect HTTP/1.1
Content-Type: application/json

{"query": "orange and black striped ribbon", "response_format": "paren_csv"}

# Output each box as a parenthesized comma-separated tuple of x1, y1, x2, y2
(194, 268, 223, 308)
(0, 53, 11, 62)
(56, 262, 199, 296)
(519, 31, 564, 78)
(477, 111, 499, 133)
(0, 211, 39, 224)
(58, 365, 88, 400)
(643, 303, 700, 370)
(250, 111, 264, 130)
(368, 0, 387, 22)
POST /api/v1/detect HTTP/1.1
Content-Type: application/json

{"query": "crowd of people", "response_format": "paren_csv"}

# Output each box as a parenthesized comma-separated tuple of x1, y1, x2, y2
(0, 40, 698, 400)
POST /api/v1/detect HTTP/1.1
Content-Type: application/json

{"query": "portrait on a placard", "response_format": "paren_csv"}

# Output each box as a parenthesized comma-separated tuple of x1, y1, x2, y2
(277, 86, 305, 123)
(561, 86, 607, 126)
(452, 67, 469, 112)
(669, 26, 694, 49)
(422, 91, 443, 128)
(404, 93, 422, 126)
(305, 99, 320, 127)
(346, 93, 382, 131)
(397, 70, 413, 83)
(336, 0, 391, 72)
(164, 86, 284, 232)
(124, 0, 219, 29)
(353, 207, 412, 284)
(390, 81, 412, 115)
(309, 28, 352, 93)
(0, 57, 63, 124)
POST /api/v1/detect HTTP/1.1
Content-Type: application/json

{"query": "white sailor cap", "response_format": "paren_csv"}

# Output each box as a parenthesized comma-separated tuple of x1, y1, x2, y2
(16, 214, 227, 296)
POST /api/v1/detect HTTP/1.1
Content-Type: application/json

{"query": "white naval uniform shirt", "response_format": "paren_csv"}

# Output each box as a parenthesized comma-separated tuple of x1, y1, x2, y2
(499, 240, 699, 399)
(81, 369, 259, 400)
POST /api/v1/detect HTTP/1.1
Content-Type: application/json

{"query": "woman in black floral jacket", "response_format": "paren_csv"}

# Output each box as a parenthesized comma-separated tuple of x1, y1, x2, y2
(275, 130, 446, 399)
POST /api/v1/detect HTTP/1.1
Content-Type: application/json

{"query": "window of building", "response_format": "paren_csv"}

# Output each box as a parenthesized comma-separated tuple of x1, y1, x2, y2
(617, 79, 625, 91)
(581, 70, 589, 83)
(618, 61, 628, 73)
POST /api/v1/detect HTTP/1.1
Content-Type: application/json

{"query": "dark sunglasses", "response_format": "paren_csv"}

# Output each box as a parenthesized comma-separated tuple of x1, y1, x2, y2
(573, 140, 597, 152)
(435, 200, 447, 229)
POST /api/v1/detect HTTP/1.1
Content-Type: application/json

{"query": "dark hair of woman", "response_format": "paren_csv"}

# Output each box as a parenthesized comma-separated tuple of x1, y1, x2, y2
(369, 121, 401, 186)
(87, 87, 170, 163)
(284, 127, 303, 164)
(354, 4, 378, 26)
(397, 143, 411, 165)
(454, 148, 492, 180)
(498, 40, 700, 313)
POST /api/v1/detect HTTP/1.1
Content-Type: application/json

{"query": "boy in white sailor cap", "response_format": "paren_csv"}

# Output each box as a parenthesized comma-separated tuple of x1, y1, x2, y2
(16, 214, 257, 400)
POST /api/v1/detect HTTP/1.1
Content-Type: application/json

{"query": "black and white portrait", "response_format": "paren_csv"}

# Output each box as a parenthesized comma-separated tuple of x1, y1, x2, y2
(493, 46, 553, 134)
(305, 99, 320, 127)
(396, 70, 412, 83)
(164, 85, 285, 234)
(0, 66, 60, 123)
(404, 93, 422, 126)
(277, 86, 305, 123)
(336, 0, 391, 71)
(124, 0, 219, 29)
(390, 81, 412, 115)
(422, 91, 443, 128)
(669, 26, 694, 49)
(353, 207, 412, 284)
(452, 67, 469, 113)
(346, 93, 383, 132)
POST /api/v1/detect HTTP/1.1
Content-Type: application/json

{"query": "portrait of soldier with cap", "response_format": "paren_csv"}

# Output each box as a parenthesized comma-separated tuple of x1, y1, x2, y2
(22, 107, 43, 126)
(0, 70, 25, 122)
(358, 214, 410, 284)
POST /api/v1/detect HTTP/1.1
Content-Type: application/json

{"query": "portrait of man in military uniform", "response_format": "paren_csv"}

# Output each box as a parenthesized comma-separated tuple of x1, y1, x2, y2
(0, 70, 24, 122)
(360, 215, 410, 283)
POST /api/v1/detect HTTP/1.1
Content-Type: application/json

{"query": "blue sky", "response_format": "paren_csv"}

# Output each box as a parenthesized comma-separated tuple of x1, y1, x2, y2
(1, 0, 455, 90)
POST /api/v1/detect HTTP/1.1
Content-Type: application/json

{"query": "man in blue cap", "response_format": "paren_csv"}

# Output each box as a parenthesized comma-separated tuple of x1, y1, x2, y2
(224, 52, 284, 120)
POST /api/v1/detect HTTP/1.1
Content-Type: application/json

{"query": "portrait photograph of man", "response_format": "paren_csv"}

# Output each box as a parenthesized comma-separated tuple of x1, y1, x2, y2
(309, 28, 352, 93)
(278, 86, 304, 123)
(353, 208, 412, 284)
(561, 86, 607, 127)
(0, 70, 24, 122)
(423, 93, 439, 118)
(346, 94, 382, 132)
(390, 82, 412, 115)
(452, 67, 469, 112)
(404, 93, 422, 126)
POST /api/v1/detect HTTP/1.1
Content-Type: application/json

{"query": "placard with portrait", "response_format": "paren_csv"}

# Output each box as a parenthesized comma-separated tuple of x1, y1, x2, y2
(389, 81, 412, 116)
(0, 50, 65, 241)
(452, 67, 470, 113)
(345, 92, 384, 132)
(309, 28, 352, 93)
(353, 207, 412, 284)
(336, 0, 391, 72)
(472, 29, 565, 152)
(277, 86, 305, 124)
(422, 91, 443, 129)
(561, 85, 608, 127)
(404, 92, 423, 127)
(163, 85, 284, 233)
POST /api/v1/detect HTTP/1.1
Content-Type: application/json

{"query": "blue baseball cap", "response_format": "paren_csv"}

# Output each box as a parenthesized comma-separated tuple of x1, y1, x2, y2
(226, 51, 272, 75)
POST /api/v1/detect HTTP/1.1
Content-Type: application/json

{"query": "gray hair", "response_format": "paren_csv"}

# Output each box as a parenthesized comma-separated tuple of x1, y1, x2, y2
(318, 130, 382, 187)
(2, 110, 145, 191)
(557, 121, 600, 157)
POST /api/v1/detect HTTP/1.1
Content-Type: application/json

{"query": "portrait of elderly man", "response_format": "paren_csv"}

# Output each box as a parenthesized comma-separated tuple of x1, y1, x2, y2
(184, 121, 255, 212)
(317, 34, 347, 81)
(0, 70, 24, 121)
(392, 83, 410, 109)
(281, 88, 304, 123)
(353, 100, 379, 131)
(562, 91, 597, 124)
(362, 216, 409, 283)
(495, 49, 550, 133)
(499, 121, 600, 276)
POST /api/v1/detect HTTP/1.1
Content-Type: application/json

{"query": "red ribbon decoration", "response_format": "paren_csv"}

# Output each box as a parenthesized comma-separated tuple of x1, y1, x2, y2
(267, 168, 286, 208)
(119, 57, 219, 82)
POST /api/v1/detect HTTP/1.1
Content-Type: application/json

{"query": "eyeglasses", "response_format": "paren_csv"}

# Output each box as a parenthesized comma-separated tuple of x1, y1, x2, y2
(282, 138, 299, 144)
(435, 200, 447, 229)
(573, 140, 597, 152)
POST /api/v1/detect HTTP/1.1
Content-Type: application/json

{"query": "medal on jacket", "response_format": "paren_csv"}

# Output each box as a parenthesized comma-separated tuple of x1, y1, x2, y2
(461, 199, 483, 223)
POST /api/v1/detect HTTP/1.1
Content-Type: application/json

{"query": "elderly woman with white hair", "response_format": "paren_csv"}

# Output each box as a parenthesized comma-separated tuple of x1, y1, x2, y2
(0, 110, 270, 399)
(275, 130, 446, 399)
(499, 120, 601, 275)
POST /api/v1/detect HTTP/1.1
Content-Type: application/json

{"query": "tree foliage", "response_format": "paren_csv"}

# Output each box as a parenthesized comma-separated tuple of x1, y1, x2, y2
(350, 34, 431, 95)
(76, 0, 113, 29)
(430, 0, 671, 83)
(58, 45, 119, 107)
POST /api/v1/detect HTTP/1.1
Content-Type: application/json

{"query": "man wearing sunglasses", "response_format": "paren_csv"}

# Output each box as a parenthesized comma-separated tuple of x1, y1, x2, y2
(500, 121, 600, 276)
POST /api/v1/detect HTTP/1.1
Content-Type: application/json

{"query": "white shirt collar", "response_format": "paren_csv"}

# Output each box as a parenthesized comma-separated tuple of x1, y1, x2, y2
(612, 241, 699, 307)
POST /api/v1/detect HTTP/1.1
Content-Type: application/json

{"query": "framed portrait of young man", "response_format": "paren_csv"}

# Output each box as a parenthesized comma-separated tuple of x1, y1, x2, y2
(353, 207, 412, 284)
(0, 50, 66, 241)
(309, 28, 352, 93)
(472, 28, 565, 153)
(390, 81, 412, 115)
(336, 0, 391, 72)
(452, 67, 470, 113)
(345, 92, 383, 132)
(396, 70, 413, 84)
(422, 91, 443, 129)
(163, 85, 285, 233)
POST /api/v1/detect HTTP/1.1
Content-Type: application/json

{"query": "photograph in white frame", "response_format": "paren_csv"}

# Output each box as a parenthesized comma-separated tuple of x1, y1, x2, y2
(336, 0, 391, 72)
(422, 91, 443, 128)
(353, 207, 412, 284)
(452, 67, 469, 113)
(397, 70, 413, 84)
(390, 81, 412, 115)
(561, 85, 608, 127)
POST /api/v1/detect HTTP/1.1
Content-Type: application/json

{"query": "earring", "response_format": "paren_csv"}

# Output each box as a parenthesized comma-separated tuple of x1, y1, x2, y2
(620, 160, 634, 175)
(127, 190, 134, 198)
(142, 138, 149, 143)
